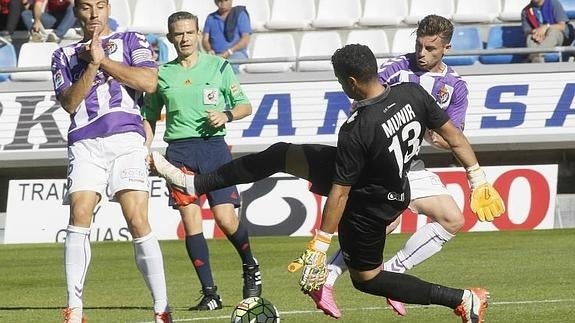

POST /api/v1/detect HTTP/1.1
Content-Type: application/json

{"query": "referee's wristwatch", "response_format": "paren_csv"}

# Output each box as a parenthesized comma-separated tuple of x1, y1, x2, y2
(227, 48, 234, 55)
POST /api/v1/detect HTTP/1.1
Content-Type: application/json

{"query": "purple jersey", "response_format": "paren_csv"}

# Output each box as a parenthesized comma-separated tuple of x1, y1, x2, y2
(51, 31, 157, 145)
(378, 53, 468, 130)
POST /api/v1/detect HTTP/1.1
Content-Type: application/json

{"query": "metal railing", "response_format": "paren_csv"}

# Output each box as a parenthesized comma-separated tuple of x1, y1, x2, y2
(2, 46, 575, 74)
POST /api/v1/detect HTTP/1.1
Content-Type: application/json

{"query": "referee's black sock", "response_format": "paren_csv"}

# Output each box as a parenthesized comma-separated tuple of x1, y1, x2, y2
(195, 142, 289, 194)
(352, 271, 463, 308)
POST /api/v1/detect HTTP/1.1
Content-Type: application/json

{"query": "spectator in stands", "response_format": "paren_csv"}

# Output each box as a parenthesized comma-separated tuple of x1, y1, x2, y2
(146, 33, 171, 64)
(521, 0, 570, 63)
(0, 0, 29, 41)
(202, 0, 251, 73)
(21, 0, 77, 43)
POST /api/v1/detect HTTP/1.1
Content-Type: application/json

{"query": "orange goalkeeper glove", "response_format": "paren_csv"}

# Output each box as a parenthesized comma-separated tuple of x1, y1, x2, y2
(467, 164, 506, 222)
(288, 230, 332, 292)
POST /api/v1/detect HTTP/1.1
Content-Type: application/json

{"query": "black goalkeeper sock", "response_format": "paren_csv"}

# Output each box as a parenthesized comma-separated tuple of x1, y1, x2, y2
(352, 271, 433, 304)
(352, 271, 465, 308)
(195, 142, 290, 194)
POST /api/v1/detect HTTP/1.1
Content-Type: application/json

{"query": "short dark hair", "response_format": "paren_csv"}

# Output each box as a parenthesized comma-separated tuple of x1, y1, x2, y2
(331, 44, 377, 82)
(416, 14, 454, 43)
(74, 0, 109, 6)
(167, 11, 199, 32)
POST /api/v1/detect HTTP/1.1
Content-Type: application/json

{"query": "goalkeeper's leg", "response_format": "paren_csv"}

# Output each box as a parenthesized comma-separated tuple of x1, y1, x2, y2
(308, 219, 401, 318)
(154, 143, 338, 198)
(170, 143, 337, 197)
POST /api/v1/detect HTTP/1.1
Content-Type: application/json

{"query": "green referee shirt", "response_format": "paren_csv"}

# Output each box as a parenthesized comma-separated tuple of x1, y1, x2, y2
(141, 52, 250, 141)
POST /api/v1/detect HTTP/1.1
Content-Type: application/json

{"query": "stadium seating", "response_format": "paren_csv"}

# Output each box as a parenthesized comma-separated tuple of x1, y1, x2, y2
(265, 0, 315, 30)
(443, 26, 482, 66)
(108, 0, 131, 31)
(404, 0, 454, 25)
(130, 0, 176, 34)
(180, 0, 215, 30)
(452, 0, 501, 23)
(158, 36, 178, 63)
(479, 25, 528, 64)
(346, 29, 390, 66)
(243, 33, 296, 73)
(346, 29, 390, 56)
(0, 38, 16, 82)
(499, 0, 525, 22)
(234, 0, 270, 31)
(358, 0, 408, 27)
(10, 42, 59, 81)
(391, 28, 417, 55)
(298, 31, 342, 71)
(559, 0, 575, 19)
(311, 0, 362, 29)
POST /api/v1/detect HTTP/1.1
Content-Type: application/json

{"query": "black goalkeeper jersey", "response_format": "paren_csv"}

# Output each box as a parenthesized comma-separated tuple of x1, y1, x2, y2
(333, 83, 450, 221)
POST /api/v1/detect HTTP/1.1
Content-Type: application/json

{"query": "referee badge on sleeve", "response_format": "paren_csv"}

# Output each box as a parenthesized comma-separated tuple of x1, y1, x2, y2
(203, 88, 218, 105)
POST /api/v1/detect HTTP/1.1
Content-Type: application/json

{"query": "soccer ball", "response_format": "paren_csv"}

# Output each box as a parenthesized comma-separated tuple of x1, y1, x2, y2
(230, 297, 280, 323)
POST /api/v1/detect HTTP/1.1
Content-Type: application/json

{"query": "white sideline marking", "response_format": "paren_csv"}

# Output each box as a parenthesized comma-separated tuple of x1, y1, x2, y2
(136, 298, 575, 322)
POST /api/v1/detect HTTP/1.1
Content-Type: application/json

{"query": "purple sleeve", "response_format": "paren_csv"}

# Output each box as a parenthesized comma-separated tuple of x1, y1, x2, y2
(51, 48, 72, 97)
(126, 32, 157, 69)
(238, 10, 252, 35)
(378, 57, 408, 85)
(444, 80, 468, 130)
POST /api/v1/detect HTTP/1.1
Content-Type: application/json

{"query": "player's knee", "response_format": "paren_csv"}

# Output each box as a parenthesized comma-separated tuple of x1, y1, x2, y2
(214, 212, 239, 233)
(437, 212, 464, 234)
(267, 142, 290, 160)
(351, 276, 379, 294)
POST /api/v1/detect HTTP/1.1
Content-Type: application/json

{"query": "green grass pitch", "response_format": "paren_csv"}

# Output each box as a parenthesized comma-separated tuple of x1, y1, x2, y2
(1, 229, 574, 322)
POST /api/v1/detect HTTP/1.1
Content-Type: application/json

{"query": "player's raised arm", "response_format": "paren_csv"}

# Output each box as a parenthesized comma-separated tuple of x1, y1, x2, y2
(434, 121, 506, 221)
(98, 32, 158, 93)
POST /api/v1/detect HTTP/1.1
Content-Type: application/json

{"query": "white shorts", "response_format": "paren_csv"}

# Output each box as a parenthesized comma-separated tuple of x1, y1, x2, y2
(408, 169, 451, 201)
(65, 132, 149, 204)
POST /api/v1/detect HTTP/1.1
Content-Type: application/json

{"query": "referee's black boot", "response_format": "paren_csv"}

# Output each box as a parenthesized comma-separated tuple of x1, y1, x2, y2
(189, 286, 223, 311)
(242, 258, 262, 298)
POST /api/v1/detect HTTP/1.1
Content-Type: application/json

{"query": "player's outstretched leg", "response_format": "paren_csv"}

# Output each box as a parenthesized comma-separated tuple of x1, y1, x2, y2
(152, 142, 292, 198)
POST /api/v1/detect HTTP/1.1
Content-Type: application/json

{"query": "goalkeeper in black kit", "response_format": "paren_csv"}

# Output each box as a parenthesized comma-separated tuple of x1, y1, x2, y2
(151, 44, 504, 323)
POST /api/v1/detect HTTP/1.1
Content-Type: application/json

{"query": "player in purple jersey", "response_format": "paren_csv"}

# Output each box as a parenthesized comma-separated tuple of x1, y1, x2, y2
(51, 0, 172, 322)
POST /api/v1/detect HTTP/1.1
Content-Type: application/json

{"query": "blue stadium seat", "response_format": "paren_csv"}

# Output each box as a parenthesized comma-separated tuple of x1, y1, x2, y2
(480, 25, 528, 64)
(0, 39, 16, 82)
(480, 25, 526, 64)
(559, 0, 575, 19)
(443, 26, 482, 66)
(480, 25, 560, 64)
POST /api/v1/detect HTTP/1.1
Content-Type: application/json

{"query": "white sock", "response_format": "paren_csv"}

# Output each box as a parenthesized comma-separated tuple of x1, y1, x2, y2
(133, 232, 169, 313)
(325, 249, 348, 286)
(384, 222, 454, 273)
(65, 225, 91, 309)
(184, 174, 196, 196)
